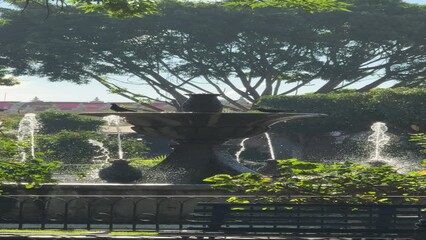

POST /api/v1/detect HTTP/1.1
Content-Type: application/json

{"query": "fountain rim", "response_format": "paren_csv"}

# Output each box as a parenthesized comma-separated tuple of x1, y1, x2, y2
(185, 93, 221, 96)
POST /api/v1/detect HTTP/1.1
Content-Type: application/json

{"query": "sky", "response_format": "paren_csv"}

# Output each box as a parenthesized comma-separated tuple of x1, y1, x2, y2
(0, 0, 425, 103)
(1, 76, 133, 102)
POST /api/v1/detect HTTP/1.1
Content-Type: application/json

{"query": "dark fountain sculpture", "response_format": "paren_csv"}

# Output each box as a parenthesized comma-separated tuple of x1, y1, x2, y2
(84, 94, 323, 184)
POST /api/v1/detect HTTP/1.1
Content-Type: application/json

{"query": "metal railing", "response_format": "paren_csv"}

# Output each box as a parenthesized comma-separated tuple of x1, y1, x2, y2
(2, 195, 426, 231)
(0, 195, 228, 231)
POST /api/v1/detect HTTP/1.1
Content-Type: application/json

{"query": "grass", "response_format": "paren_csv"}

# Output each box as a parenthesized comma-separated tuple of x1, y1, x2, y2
(0, 230, 91, 235)
(0, 229, 157, 236)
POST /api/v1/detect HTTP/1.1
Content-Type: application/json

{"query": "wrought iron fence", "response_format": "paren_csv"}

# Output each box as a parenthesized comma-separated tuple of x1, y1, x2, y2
(2, 195, 426, 231)
(0, 195, 229, 231)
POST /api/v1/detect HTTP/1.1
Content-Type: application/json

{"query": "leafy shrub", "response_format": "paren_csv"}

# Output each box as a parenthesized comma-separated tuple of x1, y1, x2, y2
(411, 133, 426, 154)
(36, 111, 149, 162)
(0, 114, 23, 130)
(104, 136, 150, 159)
(205, 158, 426, 204)
(36, 131, 150, 164)
(256, 88, 426, 134)
(36, 131, 101, 164)
(0, 137, 59, 192)
(37, 111, 104, 134)
(0, 158, 59, 188)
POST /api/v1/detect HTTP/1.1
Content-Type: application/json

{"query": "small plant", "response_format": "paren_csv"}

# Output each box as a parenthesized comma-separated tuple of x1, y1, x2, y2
(129, 155, 166, 168)
(411, 133, 426, 154)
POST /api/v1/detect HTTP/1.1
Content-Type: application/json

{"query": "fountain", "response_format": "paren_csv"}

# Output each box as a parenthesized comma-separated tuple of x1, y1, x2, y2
(368, 122, 390, 162)
(235, 132, 275, 163)
(82, 94, 323, 183)
(365, 122, 417, 172)
(264, 132, 276, 160)
(98, 115, 142, 183)
(103, 115, 125, 159)
(17, 113, 40, 161)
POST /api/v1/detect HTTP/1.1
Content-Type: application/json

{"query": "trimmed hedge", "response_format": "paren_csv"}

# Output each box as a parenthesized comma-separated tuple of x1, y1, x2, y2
(256, 88, 426, 134)
(36, 131, 150, 164)
(36, 130, 100, 164)
(37, 111, 104, 134)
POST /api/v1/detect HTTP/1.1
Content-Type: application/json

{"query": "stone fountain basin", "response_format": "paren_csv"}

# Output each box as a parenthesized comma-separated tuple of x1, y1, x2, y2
(81, 112, 323, 142)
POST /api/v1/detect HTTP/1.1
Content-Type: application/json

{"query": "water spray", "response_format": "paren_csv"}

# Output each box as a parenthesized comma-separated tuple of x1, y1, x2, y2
(103, 115, 126, 159)
(367, 122, 390, 161)
(88, 139, 111, 163)
(17, 113, 41, 161)
(264, 132, 276, 160)
(235, 137, 249, 162)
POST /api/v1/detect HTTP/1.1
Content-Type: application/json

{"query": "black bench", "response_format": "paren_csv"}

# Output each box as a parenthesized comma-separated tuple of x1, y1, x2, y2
(187, 202, 426, 239)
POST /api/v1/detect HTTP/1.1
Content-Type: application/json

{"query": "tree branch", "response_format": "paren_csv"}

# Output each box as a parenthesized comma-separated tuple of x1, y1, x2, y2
(85, 72, 165, 112)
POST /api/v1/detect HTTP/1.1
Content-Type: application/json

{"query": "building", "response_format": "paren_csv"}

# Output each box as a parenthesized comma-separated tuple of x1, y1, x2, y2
(0, 97, 174, 113)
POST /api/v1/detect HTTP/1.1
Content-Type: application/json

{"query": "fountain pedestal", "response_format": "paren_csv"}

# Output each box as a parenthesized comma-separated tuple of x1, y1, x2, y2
(143, 142, 254, 183)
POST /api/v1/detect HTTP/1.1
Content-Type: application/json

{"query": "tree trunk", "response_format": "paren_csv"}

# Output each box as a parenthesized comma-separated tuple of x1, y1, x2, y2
(358, 77, 388, 92)
(315, 79, 343, 93)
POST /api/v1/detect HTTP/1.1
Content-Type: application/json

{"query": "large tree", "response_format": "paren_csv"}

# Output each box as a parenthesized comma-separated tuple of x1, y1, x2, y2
(0, 19, 18, 87)
(4, 0, 350, 18)
(0, 0, 424, 110)
(312, 0, 426, 93)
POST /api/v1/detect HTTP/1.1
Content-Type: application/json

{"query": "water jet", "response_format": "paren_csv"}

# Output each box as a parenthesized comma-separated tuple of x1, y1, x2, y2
(17, 113, 40, 161)
(368, 122, 390, 163)
(98, 115, 142, 183)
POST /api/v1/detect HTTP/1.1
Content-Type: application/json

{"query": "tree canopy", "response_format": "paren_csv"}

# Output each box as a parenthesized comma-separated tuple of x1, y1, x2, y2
(0, 69, 18, 86)
(0, 0, 424, 110)
(5, 0, 350, 18)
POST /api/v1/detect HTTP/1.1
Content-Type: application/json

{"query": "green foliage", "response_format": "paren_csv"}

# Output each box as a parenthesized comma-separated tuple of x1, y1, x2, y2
(205, 158, 426, 204)
(35, 131, 149, 165)
(104, 136, 150, 159)
(224, 0, 351, 13)
(1, 1, 423, 109)
(71, 0, 158, 18)
(128, 155, 166, 168)
(0, 137, 59, 192)
(72, 0, 350, 17)
(0, 136, 24, 159)
(256, 88, 426, 133)
(0, 68, 19, 86)
(0, 158, 59, 189)
(0, 19, 9, 26)
(30, 111, 149, 164)
(37, 111, 104, 134)
(36, 130, 100, 164)
(0, 114, 25, 130)
(411, 133, 426, 154)
(7, 0, 349, 19)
